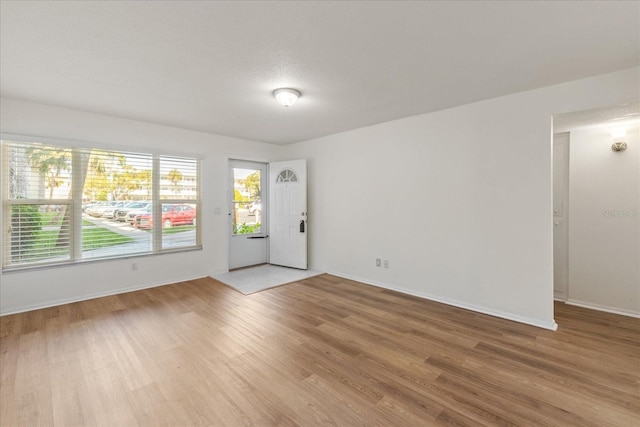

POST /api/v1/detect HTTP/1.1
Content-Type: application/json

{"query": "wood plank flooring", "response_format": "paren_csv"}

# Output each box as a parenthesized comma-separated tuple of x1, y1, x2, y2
(1, 274, 638, 426)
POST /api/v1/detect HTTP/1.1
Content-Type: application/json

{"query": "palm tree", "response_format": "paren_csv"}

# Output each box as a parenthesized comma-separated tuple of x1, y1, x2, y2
(137, 169, 152, 199)
(25, 146, 71, 199)
(85, 150, 126, 200)
(25, 146, 71, 247)
(167, 169, 183, 194)
(244, 171, 261, 201)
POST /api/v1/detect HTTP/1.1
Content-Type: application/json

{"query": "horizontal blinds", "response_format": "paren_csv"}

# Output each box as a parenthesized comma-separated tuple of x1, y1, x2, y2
(3, 142, 73, 265)
(83, 149, 153, 203)
(159, 156, 199, 249)
(5, 142, 72, 200)
(159, 156, 198, 200)
(7, 203, 72, 264)
(2, 140, 200, 269)
(80, 149, 154, 259)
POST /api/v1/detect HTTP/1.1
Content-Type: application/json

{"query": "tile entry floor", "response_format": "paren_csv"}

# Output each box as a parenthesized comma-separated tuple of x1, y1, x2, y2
(211, 264, 323, 294)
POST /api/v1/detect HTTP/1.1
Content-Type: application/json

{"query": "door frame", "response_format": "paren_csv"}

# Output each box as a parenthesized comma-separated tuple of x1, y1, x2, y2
(552, 133, 570, 302)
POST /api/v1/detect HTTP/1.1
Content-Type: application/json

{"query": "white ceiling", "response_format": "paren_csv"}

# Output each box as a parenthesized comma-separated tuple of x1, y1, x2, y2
(1, 1, 639, 145)
(554, 103, 640, 133)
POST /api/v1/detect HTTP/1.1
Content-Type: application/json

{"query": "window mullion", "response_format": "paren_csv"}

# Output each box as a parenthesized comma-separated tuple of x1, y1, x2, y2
(152, 155, 161, 252)
(72, 150, 85, 260)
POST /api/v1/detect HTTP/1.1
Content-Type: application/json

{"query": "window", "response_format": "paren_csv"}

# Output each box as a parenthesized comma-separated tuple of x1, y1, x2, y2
(276, 168, 298, 183)
(2, 139, 200, 270)
(159, 156, 198, 249)
(231, 166, 263, 235)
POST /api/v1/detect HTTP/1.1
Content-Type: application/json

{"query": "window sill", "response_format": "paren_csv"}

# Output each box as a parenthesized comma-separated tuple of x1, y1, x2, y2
(1, 245, 203, 274)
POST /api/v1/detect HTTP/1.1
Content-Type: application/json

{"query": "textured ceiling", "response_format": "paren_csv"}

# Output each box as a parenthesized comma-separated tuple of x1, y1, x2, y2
(554, 103, 640, 133)
(1, 1, 639, 144)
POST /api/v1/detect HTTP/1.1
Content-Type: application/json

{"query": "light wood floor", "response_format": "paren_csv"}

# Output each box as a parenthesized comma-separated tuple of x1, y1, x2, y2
(1, 274, 638, 426)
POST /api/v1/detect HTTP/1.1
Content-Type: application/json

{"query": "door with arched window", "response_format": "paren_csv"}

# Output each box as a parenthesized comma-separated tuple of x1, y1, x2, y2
(269, 159, 307, 269)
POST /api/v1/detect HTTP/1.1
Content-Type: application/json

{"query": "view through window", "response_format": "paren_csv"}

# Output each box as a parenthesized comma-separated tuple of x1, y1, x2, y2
(232, 167, 262, 235)
(2, 140, 200, 269)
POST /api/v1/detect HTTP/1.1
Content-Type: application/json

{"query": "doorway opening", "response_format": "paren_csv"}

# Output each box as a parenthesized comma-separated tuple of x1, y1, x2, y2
(229, 160, 268, 270)
(228, 158, 309, 271)
(552, 103, 640, 318)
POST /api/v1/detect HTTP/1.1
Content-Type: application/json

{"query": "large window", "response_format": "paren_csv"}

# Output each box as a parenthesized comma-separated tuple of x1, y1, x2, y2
(2, 139, 200, 270)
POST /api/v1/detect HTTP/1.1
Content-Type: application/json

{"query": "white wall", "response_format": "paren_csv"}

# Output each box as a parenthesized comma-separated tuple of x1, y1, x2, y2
(283, 67, 640, 330)
(568, 125, 639, 316)
(2, 67, 639, 325)
(0, 98, 280, 314)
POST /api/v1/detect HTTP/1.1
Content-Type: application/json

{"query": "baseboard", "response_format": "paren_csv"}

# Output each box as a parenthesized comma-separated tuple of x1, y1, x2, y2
(565, 299, 640, 319)
(0, 275, 206, 316)
(328, 271, 558, 331)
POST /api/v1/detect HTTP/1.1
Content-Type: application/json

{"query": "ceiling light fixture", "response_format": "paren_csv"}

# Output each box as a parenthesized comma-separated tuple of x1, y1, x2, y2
(273, 88, 301, 107)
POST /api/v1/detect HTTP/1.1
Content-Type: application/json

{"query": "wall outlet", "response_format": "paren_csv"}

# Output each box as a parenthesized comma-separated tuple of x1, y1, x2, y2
(383, 260, 389, 269)
(131, 262, 138, 272)
(376, 258, 381, 267)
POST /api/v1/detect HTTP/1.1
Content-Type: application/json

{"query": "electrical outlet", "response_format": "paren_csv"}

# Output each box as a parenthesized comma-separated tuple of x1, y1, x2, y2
(131, 262, 138, 271)
(383, 260, 389, 269)
(376, 258, 381, 267)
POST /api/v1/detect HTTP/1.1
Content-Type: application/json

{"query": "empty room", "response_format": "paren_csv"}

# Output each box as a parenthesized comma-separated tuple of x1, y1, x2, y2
(1, 1, 638, 426)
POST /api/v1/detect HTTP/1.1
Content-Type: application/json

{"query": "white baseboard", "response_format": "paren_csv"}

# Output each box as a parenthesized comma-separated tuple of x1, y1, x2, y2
(0, 275, 206, 316)
(328, 271, 558, 331)
(565, 299, 640, 318)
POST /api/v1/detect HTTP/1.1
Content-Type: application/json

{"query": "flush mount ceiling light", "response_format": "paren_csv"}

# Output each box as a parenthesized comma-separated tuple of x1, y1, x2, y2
(273, 88, 301, 107)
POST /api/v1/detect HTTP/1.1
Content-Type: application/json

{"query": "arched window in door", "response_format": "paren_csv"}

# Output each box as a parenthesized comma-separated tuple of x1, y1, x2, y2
(276, 168, 298, 183)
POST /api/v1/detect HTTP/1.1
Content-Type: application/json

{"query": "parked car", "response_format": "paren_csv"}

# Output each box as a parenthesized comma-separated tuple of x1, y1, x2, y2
(114, 201, 150, 221)
(248, 201, 262, 215)
(134, 204, 196, 229)
(83, 201, 104, 212)
(126, 204, 152, 224)
(101, 201, 128, 219)
(86, 201, 118, 217)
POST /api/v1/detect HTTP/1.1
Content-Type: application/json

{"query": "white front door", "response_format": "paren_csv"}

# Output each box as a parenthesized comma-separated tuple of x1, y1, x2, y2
(229, 160, 268, 270)
(269, 159, 307, 270)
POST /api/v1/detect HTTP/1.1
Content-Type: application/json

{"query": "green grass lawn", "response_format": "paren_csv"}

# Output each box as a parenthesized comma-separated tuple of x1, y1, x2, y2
(82, 227, 134, 250)
(14, 226, 134, 260)
(39, 211, 100, 226)
(140, 225, 195, 234)
(25, 230, 70, 258)
(161, 225, 195, 234)
(40, 211, 64, 226)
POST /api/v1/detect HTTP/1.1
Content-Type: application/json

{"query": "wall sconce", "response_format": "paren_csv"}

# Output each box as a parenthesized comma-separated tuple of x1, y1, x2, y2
(612, 141, 627, 152)
(611, 129, 627, 152)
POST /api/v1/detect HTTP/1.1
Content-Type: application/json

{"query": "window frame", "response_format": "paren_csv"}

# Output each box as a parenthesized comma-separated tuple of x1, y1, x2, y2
(1, 135, 202, 272)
